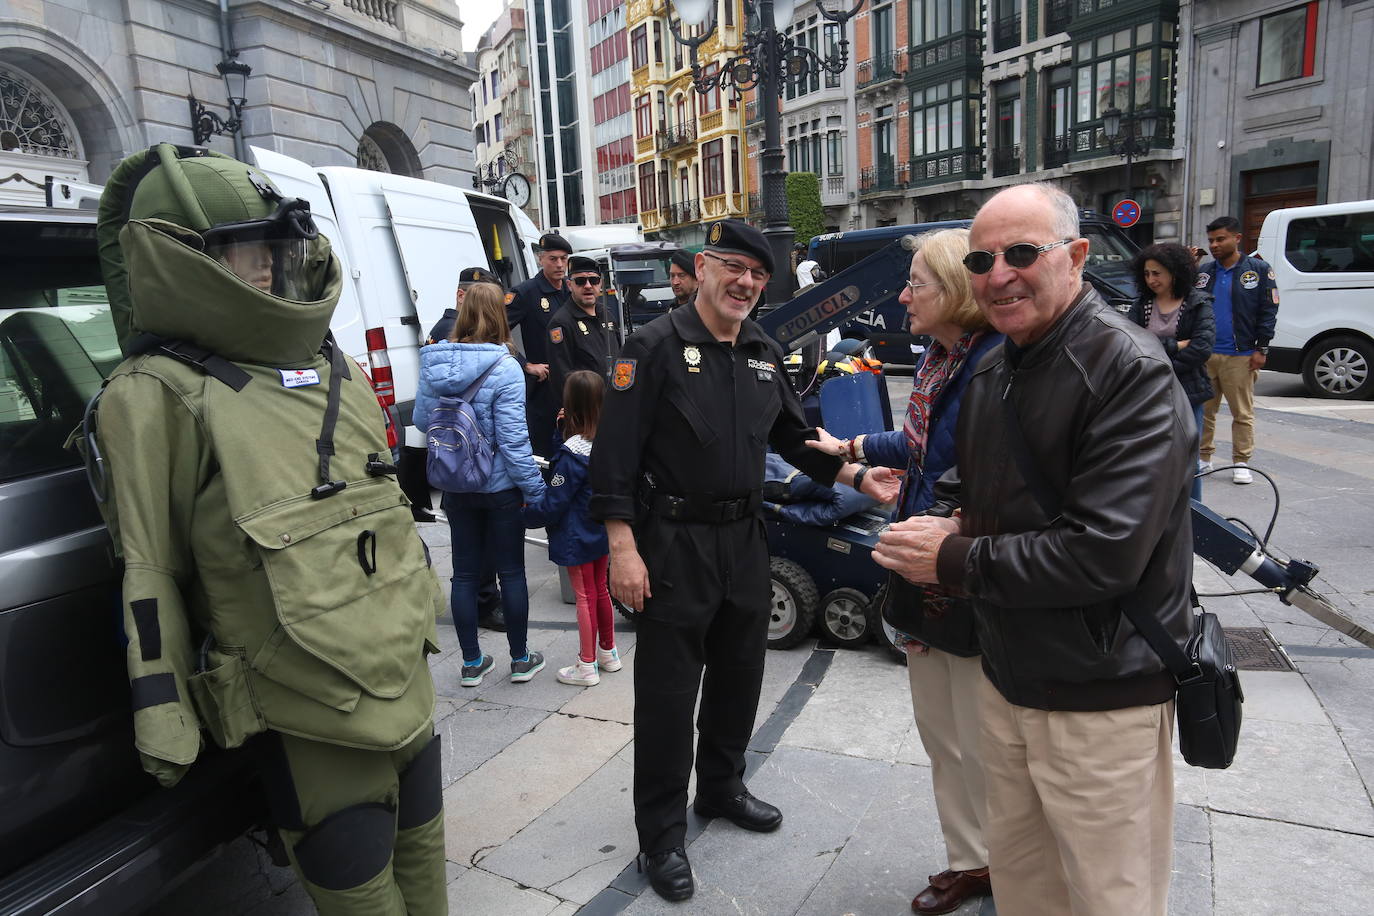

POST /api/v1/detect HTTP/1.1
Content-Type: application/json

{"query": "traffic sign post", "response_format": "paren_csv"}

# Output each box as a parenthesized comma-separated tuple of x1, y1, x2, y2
(1113, 198, 1142, 229)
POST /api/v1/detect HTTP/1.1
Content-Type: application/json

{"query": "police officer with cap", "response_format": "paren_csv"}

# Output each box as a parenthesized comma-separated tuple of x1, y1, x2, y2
(548, 255, 619, 403)
(507, 232, 573, 456)
(427, 265, 499, 344)
(667, 248, 698, 309)
(589, 219, 899, 902)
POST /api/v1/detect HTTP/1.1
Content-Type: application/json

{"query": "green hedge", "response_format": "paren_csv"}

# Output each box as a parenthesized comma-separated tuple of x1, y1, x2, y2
(785, 172, 824, 248)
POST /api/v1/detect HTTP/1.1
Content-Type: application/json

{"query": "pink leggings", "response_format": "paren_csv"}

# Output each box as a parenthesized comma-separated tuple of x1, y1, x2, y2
(568, 555, 615, 663)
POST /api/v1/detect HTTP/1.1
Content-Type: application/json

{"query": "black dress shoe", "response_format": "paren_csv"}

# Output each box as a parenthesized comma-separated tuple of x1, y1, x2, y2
(693, 790, 783, 832)
(643, 847, 693, 901)
(411, 507, 437, 523)
(477, 606, 507, 632)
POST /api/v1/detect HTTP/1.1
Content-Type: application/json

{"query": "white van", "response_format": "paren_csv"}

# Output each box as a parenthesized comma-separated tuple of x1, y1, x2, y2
(249, 147, 543, 441)
(1258, 199, 1374, 399)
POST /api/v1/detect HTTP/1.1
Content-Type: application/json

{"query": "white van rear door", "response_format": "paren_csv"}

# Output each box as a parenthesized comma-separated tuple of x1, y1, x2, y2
(381, 184, 483, 335)
(248, 147, 364, 360)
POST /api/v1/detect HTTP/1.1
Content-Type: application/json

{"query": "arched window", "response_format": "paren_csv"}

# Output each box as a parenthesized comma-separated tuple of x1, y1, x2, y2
(355, 123, 421, 177)
(356, 134, 390, 173)
(0, 65, 81, 159)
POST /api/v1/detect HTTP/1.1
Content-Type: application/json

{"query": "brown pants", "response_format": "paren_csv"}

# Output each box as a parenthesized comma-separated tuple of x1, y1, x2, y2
(1200, 353, 1257, 464)
(979, 673, 1175, 916)
(907, 648, 988, 872)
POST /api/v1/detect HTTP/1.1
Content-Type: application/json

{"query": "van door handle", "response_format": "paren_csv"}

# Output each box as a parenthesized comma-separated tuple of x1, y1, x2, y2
(400, 315, 419, 326)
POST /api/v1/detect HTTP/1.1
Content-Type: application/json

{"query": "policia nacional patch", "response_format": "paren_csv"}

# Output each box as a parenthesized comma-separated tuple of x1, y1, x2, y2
(612, 358, 636, 390)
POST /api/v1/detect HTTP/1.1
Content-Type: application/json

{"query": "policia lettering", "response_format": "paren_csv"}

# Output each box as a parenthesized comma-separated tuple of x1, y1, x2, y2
(86, 144, 446, 915)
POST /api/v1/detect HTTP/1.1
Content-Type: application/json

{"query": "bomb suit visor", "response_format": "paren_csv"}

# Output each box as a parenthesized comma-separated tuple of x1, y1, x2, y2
(202, 197, 319, 300)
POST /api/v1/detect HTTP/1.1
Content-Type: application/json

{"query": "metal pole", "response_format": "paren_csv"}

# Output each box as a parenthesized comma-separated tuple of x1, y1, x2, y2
(758, 0, 794, 307)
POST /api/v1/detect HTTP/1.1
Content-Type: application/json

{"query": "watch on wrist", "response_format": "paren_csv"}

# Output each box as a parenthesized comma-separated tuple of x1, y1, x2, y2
(851, 465, 869, 491)
(1258, 346, 1269, 355)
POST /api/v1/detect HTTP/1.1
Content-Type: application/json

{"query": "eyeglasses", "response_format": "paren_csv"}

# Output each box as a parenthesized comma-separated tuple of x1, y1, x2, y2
(962, 239, 1073, 275)
(904, 280, 940, 293)
(704, 250, 769, 284)
(570, 276, 602, 287)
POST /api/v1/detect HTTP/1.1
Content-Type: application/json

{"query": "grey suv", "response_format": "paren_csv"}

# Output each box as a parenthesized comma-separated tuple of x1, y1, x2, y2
(0, 208, 258, 914)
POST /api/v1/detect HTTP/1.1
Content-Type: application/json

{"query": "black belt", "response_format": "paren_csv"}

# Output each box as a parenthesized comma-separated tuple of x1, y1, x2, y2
(642, 489, 762, 523)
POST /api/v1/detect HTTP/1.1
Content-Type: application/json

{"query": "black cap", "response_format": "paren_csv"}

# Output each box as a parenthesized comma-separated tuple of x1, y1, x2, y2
(704, 219, 773, 275)
(537, 232, 572, 254)
(568, 255, 600, 275)
(459, 266, 497, 286)
(669, 249, 696, 274)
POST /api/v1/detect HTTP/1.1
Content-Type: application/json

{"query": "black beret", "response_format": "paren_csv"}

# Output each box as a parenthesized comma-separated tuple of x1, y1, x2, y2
(568, 255, 600, 275)
(537, 232, 572, 254)
(459, 266, 497, 286)
(669, 249, 697, 274)
(704, 219, 773, 275)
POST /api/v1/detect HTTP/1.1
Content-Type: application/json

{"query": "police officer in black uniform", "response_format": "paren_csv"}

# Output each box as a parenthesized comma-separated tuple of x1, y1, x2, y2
(588, 220, 898, 902)
(507, 233, 572, 457)
(548, 255, 619, 403)
(426, 266, 499, 345)
(667, 248, 698, 310)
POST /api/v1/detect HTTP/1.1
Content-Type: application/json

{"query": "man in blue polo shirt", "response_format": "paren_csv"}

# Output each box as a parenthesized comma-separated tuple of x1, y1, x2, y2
(1196, 216, 1279, 485)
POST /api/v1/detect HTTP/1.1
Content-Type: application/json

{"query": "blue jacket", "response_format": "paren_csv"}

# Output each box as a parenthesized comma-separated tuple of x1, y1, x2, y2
(523, 435, 607, 566)
(414, 342, 546, 502)
(863, 331, 1003, 519)
(1197, 253, 1279, 353)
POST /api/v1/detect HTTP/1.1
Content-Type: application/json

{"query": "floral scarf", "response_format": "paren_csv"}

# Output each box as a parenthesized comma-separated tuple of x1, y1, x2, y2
(902, 329, 985, 473)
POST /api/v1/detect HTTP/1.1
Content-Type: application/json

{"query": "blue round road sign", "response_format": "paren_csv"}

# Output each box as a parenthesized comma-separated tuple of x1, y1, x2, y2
(1113, 199, 1142, 228)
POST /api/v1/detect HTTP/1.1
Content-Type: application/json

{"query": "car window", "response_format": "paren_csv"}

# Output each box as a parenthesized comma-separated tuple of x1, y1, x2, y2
(1, 281, 119, 483)
(1082, 225, 1136, 266)
(1285, 212, 1374, 273)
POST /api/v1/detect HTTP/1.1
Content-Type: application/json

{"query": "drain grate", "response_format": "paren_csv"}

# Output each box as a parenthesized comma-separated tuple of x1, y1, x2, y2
(1224, 627, 1295, 672)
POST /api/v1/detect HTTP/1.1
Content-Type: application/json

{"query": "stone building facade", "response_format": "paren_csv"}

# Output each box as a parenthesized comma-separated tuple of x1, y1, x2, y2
(0, 0, 477, 207)
(1181, 0, 1373, 244)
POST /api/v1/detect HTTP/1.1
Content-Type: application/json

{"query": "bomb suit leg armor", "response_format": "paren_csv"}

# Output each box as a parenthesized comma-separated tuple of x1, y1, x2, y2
(89, 144, 447, 914)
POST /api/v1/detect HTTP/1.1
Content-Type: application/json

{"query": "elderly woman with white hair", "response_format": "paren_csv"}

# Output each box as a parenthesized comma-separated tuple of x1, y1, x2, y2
(809, 228, 1003, 915)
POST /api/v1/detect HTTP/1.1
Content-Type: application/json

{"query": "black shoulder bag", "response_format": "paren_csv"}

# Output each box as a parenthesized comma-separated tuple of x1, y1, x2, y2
(1001, 392, 1243, 769)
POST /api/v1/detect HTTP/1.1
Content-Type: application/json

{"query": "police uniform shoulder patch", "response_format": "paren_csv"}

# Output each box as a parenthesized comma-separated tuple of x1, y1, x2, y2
(612, 358, 636, 390)
(1240, 270, 1259, 290)
(550, 327, 564, 343)
(550, 473, 565, 487)
(1196, 272, 1210, 289)
(505, 292, 515, 305)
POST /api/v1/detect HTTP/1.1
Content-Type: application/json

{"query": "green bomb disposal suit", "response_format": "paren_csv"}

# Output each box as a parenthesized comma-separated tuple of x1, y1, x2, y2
(91, 145, 446, 915)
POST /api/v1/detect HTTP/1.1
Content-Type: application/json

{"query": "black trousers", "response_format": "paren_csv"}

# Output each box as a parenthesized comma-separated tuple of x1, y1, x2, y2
(525, 376, 557, 459)
(632, 514, 771, 855)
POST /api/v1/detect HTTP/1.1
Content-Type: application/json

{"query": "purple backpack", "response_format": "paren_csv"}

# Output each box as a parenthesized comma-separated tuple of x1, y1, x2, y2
(426, 358, 504, 493)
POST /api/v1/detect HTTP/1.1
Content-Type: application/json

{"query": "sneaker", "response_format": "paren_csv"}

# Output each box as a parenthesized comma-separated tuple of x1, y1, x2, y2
(510, 651, 545, 683)
(460, 654, 494, 687)
(1232, 463, 1253, 485)
(596, 645, 623, 672)
(1198, 460, 1213, 473)
(556, 659, 600, 686)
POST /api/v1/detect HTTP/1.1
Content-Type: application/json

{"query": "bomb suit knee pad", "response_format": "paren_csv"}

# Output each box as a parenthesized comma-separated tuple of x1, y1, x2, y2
(292, 802, 396, 892)
(397, 733, 443, 830)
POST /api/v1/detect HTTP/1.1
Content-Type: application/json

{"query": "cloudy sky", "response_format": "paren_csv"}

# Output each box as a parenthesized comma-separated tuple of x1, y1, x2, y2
(462, 0, 509, 51)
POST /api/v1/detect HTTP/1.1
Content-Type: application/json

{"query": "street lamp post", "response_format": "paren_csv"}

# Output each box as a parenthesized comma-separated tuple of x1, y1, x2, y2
(188, 56, 252, 159)
(668, 0, 865, 306)
(1101, 106, 1158, 200)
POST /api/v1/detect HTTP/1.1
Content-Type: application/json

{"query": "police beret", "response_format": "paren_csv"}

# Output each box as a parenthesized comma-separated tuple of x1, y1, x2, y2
(669, 249, 697, 274)
(537, 233, 572, 254)
(704, 219, 773, 275)
(459, 266, 497, 286)
(568, 255, 600, 275)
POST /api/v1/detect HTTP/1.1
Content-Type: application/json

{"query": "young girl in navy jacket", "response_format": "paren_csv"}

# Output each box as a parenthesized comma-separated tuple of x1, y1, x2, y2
(524, 371, 621, 686)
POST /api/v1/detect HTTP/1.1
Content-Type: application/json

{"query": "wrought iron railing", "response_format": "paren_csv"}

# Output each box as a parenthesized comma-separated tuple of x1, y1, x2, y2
(856, 50, 904, 89)
(992, 145, 1021, 178)
(656, 119, 697, 153)
(1043, 134, 1072, 169)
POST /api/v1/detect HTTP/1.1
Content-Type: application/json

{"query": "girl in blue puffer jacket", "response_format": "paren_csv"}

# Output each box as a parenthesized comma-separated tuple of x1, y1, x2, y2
(524, 371, 621, 687)
(415, 283, 547, 689)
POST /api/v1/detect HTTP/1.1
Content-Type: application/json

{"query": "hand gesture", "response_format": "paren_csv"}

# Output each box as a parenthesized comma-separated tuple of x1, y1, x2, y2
(872, 515, 960, 585)
(859, 465, 902, 504)
(805, 425, 847, 456)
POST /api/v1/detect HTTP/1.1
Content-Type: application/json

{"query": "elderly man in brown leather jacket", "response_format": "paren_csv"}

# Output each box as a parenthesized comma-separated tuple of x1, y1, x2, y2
(873, 183, 1193, 916)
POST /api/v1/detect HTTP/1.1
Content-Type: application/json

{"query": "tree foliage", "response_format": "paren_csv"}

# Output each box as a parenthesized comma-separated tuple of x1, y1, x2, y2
(785, 172, 824, 247)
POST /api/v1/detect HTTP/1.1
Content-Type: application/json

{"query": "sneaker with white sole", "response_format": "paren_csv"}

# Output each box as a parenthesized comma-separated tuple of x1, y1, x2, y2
(510, 651, 545, 683)
(596, 646, 623, 672)
(1232, 463, 1253, 485)
(460, 654, 494, 687)
(556, 659, 600, 686)
(1198, 460, 1213, 473)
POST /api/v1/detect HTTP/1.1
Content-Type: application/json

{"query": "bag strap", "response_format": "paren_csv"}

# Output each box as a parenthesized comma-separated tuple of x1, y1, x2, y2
(1000, 382, 1199, 683)
(459, 356, 505, 403)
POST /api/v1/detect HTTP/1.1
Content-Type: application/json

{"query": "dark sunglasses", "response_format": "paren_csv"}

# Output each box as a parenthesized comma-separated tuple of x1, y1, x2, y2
(963, 239, 1072, 275)
(570, 275, 602, 287)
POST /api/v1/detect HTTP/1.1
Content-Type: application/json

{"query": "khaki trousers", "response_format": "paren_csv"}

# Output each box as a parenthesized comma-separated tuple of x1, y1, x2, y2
(907, 648, 988, 871)
(1200, 353, 1257, 464)
(979, 673, 1174, 916)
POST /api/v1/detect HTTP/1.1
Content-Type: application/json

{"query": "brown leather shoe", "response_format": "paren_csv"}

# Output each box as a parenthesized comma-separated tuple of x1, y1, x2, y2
(911, 868, 992, 915)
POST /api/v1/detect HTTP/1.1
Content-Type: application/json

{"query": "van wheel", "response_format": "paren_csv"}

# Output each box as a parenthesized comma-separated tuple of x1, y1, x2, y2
(767, 558, 818, 650)
(1302, 336, 1374, 399)
(817, 588, 873, 649)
